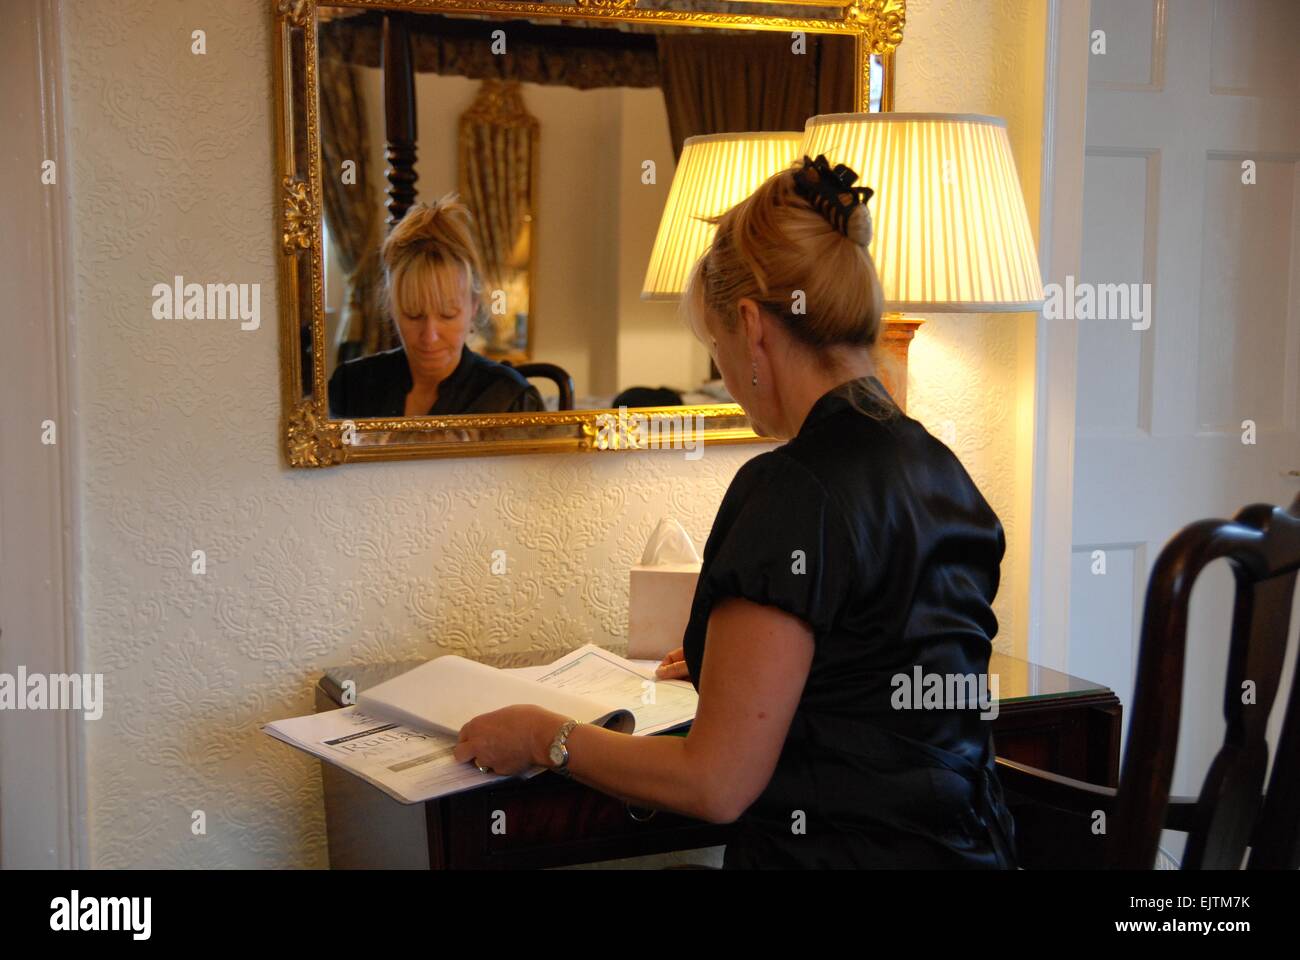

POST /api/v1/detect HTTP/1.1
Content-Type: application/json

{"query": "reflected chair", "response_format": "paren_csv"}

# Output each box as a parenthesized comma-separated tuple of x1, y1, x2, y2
(503, 361, 574, 411)
(997, 493, 1300, 869)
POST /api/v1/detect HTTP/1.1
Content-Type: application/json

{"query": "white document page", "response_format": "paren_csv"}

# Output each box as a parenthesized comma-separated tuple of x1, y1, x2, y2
(263, 706, 533, 804)
(535, 644, 698, 736)
(357, 654, 628, 736)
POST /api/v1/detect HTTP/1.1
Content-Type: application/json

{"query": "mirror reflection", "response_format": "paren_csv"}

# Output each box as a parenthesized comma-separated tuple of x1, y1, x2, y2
(313, 7, 881, 417)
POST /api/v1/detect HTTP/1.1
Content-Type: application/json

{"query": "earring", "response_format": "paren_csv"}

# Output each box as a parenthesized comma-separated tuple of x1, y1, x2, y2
(751, 360, 758, 387)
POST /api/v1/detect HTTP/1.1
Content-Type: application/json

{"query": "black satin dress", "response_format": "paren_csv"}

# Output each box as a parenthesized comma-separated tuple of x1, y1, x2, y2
(682, 377, 1017, 869)
(327, 344, 544, 418)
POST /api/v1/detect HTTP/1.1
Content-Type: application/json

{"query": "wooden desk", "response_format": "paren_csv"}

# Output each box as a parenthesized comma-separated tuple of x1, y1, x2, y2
(315, 653, 1120, 869)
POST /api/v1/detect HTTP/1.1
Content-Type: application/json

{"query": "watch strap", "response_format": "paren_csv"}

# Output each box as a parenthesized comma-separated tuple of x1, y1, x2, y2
(550, 719, 578, 775)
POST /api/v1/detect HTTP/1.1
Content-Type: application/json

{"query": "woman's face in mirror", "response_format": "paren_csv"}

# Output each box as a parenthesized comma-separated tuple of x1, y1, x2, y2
(393, 262, 475, 382)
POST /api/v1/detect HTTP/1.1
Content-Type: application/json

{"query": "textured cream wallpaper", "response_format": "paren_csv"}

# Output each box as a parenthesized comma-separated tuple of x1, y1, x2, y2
(63, 0, 1044, 867)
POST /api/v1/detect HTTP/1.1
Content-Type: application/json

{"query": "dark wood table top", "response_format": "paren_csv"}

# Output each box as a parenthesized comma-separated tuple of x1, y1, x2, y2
(319, 648, 1114, 707)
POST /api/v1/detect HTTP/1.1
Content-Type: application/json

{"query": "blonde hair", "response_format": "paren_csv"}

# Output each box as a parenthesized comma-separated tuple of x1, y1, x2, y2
(381, 193, 485, 331)
(684, 161, 895, 418)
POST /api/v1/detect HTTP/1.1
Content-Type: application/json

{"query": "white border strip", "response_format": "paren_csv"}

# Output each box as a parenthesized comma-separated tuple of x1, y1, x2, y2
(1028, 0, 1090, 669)
(0, 0, 87, 868)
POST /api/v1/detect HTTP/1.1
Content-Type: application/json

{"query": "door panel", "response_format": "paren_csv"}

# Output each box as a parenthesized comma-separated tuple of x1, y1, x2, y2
(1072, 0, 1300, 831)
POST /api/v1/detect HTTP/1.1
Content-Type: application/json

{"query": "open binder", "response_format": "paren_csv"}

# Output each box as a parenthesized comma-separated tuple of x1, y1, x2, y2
(263, 644, 696, 803)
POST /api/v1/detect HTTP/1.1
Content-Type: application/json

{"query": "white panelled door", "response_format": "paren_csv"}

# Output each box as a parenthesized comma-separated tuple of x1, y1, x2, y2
(1068, 0, 1300, 815)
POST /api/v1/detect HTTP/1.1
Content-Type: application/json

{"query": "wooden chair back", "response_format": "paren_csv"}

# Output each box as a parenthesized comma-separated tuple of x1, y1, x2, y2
(1111, 493, 1300, 868)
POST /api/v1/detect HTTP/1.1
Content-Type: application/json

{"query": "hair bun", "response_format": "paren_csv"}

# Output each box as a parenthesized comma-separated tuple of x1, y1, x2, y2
(381, 192, 484, 286)
(791, 155, 875, 246)
(847, 204, 872, 247)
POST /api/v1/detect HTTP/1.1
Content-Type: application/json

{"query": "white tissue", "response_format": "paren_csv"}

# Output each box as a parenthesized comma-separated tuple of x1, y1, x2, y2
(639, 517, 703, 566)
(628, 518, 703, 660)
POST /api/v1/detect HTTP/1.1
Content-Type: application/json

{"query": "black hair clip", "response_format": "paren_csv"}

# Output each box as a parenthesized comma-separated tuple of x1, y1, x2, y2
(792, 155, 874, 238)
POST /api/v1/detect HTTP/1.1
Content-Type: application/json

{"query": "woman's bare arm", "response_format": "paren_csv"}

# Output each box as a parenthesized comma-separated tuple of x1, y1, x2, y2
(553, 596, 815, 823)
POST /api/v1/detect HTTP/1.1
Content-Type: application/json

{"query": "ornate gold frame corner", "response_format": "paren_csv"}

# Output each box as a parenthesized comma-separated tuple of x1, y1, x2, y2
(273, 0, 906, 467)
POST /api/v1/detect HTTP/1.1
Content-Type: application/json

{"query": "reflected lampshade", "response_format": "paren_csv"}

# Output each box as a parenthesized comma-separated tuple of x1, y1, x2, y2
(640, 131, 803, 300)
(801, 113, 1044, 312)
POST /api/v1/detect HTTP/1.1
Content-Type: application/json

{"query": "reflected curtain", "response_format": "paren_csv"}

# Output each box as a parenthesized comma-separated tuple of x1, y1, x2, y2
(657, 33, 857, 160)
(323, 12, 660, 90)
(318, 26, 389, 356)
(458, 80, 538, 353)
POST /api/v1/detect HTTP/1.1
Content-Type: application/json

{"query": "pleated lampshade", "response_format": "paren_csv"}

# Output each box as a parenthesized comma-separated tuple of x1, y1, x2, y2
(641, 131, 803, 300)
(801, 113, 1044, 312)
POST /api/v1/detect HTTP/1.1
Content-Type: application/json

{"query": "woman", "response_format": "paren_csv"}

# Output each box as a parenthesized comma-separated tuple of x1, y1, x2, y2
(452, 156, 1016, 869)
(328, 194, 544, 418)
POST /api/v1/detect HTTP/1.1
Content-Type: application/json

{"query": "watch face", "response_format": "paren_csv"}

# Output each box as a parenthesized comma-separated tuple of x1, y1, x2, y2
(549, 744, 564, 766)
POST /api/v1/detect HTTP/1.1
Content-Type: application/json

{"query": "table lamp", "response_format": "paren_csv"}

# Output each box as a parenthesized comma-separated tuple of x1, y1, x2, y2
(801, 112, 1044, 408)
(641, 131, 803, 301)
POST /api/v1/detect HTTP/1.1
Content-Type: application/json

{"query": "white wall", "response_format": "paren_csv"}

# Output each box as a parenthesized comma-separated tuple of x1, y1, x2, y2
(59, 0, 1046, 867)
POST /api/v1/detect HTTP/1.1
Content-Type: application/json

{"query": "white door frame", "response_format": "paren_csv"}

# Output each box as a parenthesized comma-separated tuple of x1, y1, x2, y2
(1028, 0, 1091, 669)
(0, 0, 87, 868)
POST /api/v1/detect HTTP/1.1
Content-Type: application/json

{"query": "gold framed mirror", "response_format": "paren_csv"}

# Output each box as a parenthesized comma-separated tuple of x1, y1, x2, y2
(273, 0, 906, 466)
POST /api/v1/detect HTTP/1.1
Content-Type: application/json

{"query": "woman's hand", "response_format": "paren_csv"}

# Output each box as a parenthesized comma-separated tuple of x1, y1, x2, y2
(655, 646, 690, 682)
(452, 704, 571, 777)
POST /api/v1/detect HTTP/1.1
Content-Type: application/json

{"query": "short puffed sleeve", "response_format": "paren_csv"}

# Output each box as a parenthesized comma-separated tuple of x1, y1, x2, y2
(686, 451, 860, 647)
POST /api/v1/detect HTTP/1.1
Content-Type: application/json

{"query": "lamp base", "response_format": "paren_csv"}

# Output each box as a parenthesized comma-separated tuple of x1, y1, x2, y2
(876, 313, 924, 411)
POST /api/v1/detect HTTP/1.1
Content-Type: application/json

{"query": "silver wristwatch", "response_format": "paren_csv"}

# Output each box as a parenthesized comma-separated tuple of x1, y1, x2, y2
(547, 719, 578, 776)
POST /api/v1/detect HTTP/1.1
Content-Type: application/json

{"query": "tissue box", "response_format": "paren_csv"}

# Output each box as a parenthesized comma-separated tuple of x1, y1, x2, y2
(627, 562, 702, 661)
